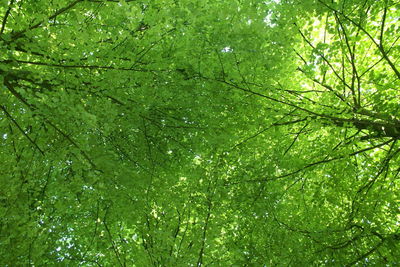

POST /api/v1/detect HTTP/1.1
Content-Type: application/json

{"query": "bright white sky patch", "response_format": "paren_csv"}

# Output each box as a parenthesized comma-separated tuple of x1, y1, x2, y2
(221, 46, 233, 53)
(264, 12, 277, 27)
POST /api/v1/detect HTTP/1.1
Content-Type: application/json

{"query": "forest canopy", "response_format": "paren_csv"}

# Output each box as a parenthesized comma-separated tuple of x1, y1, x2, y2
(1, 0, 399, 265)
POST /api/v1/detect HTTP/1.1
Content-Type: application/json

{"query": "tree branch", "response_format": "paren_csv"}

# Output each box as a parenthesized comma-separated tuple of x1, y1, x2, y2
(244, 138, 394, 184)
(10, 0, 84, 41)
(0, 0, 15, 35)
(11, 59, 157, 72)
(0, 105, 45, 155)
(334, 12, 361, 107)
(296, 23, 354, 106)
(318, 0, 400, 80)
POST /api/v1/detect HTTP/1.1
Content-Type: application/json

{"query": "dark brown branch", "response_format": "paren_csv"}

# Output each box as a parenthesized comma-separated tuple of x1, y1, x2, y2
(379, 1, 388, 47)
(10, 0, 84, 41)
(3, 73, 33, 107)
(242, 138, 394, 184)
(387, 35, 400, 54)
(0, 105, 45, 155)
(357, 140, 399, 194)
(283, 122, 309, 156)
(334, 12, 361, 107)
(359, 57, 384, 78)
(346, 239, 385, 266)
(196, 197, 212, 267)
(205, 75, 400, 139)
(297, 67, 351, 108)
(318, 0, 400, 80)
(12, 60, 156, 72)
(134, 28, 176, 64)
(103, 208, 125, 267)
(169, 209, 182, 256)
(3, 71, 98, 169)
(39, 165, 53, 200)
(296, 23, 354, 106)
(231, 117, 307, 150)
(0, 0, 15, 35)
(45, 120, 98, 169)
(201, 76, 324, 118)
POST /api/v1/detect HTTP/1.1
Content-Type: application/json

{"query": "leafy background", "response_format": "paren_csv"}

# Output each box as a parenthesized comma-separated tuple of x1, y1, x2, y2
(0, 0, 399, 265)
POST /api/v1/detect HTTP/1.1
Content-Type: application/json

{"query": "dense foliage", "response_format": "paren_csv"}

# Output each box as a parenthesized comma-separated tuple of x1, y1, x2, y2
(1, 0, 399, 265)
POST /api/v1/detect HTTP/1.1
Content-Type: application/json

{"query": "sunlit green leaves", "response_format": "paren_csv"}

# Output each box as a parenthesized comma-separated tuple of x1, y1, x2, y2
(1, 0, 400, 265)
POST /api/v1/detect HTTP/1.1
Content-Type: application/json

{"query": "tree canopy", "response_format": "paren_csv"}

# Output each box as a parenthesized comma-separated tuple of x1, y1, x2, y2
(1, 0, 399, 265)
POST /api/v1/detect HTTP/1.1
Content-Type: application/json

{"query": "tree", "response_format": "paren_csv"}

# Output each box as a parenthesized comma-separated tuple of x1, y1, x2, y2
(212, 0, 400, 265)
(0, 0, 399, 265)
